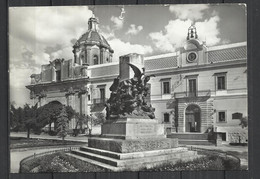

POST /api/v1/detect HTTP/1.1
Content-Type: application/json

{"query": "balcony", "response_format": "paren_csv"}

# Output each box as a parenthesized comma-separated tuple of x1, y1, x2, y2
(174, 90, 211, 99)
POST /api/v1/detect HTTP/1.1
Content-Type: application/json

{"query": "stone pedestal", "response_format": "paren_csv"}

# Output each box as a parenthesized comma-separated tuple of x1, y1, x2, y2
(101, 117, 166, 139)
(88, 117, 178, 153)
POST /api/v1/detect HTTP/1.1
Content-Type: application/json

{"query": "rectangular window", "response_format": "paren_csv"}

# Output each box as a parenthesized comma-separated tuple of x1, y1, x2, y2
(56, 70, 61, 81)
(218, 111, 226, 122)
(100, 88, 105, 103)
(214, 72, 227, 91)
(217, 76, 226, 90)
(163, 81, 170, 94)
(164, 113, 170, 123)
(188, 79, 197, 97)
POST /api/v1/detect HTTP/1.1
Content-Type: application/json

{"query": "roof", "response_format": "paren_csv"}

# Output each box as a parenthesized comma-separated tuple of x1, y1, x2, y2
(75, 30, 113, 52)
(208, 45, 247, 63)
(145, 56, 178, 71)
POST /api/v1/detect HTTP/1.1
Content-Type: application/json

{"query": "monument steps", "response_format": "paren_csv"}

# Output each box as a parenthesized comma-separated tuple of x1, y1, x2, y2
(167, 133, 215, 145)
(66, 153, 122, 172)
(179, 139, 215, 145)
(79, 146, 189, 160)
(71, 147, 197, 168)
(67, 152, 198, 172)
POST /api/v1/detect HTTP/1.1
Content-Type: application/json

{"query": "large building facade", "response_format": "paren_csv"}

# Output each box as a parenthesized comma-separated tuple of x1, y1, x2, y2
(26, 16, 247, 142)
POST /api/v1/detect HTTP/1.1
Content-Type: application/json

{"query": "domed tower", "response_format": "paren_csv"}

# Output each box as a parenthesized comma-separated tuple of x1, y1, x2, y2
(72, 14, 114, 66)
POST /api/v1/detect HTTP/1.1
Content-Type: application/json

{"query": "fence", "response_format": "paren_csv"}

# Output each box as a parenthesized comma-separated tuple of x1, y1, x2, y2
(19, 146, 80, 173)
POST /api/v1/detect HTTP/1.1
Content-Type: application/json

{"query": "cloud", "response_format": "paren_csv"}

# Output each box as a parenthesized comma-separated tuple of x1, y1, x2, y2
(126, 24, 143, 35)
(99, 25, 152, 60)
(169, 4, 209, 21)
(9, 6, 93, 106)
(9, 6, 92, 64)
(149, 16, 220, 52)
(109, 38, 153, 61)
(110, 16, 124, 30)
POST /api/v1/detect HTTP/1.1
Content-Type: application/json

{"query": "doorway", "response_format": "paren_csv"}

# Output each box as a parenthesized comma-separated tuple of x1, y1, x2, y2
(185, 104, 201, 132)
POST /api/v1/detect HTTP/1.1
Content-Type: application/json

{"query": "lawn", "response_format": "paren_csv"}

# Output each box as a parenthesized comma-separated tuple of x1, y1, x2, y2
(10, 137, 87, 149)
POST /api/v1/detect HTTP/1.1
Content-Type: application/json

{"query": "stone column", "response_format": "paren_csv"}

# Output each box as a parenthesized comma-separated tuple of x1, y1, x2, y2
(51, 66, 56, 82)
(79, 87, 88, 116)
(66, 87, 76, 109)
(86, 46, 92, 65)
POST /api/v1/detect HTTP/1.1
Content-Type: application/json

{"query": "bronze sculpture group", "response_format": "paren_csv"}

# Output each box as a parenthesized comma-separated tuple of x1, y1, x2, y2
(105, 63, 155, 120)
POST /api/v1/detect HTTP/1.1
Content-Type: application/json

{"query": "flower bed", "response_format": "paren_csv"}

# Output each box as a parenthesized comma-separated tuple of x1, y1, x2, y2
(20, 152, 108, 173)
(144, 154, 240, 171)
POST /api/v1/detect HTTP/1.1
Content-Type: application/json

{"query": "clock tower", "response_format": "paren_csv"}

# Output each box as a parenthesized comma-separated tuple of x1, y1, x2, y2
(178, 24, 208, 67)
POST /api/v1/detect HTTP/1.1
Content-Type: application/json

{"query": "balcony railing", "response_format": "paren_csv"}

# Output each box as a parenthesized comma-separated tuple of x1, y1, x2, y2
(174, 90, 211, 98)
(92, 98, 108, 104)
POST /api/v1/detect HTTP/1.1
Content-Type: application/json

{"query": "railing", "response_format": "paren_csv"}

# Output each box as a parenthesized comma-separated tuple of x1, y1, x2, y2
(19, 146, 80, 173)
(174, 90, 211, 98)
(92, 98, 107, 104)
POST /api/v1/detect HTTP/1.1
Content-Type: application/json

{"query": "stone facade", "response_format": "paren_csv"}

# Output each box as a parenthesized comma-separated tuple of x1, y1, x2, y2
(26, 17, 247, 142)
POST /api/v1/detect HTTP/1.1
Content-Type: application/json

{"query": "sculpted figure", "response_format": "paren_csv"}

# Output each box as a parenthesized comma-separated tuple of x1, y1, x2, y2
(105, 63, 156, 120)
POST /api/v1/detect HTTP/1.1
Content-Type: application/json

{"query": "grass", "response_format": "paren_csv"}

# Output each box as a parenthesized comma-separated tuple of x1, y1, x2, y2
(10, 137, 87, 149)
(20, 152, 108, 173)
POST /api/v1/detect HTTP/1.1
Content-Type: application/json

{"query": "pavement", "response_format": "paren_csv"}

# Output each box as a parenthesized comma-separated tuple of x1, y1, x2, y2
(186, 143, 248, 169)
(10, 132, 248, 172)
(10, 132, 91, 173)
(10, 132, 90, 142)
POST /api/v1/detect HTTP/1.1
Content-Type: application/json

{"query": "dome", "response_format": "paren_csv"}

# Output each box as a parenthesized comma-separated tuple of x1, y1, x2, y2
(74, 16, 114, 53)
(75, 31, 113, 52)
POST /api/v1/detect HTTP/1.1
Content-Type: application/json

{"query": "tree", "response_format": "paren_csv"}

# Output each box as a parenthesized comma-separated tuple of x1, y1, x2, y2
(35, 101, 68, 134)
(56, 106, 69, 141)
(73, 113, 88, 136)
(239, 116, 248, 129)
(23, 103, 37, 138)
(93, 112, 106, 126)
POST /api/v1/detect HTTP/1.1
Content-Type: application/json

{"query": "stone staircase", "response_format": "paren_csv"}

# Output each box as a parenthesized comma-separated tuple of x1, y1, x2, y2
(67, 146, 198, 171)
(167, 133, 215, 145)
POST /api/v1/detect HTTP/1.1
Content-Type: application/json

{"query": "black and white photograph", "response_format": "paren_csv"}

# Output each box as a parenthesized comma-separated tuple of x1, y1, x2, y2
(9, 4, 248, 173)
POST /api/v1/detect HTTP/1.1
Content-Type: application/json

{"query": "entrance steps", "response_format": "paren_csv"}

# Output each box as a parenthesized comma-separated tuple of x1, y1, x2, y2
(167, 133, 215, 145)
(68, 146, 198, 171)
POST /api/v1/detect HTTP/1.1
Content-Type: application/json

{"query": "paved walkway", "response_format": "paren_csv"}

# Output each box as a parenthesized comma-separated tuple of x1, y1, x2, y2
(10, 133, 248, 171)
(10, 146, 72, 173)
(10, 132, 90, 173)
(10, 132, 90, 142)
(187, 144, 248, 168)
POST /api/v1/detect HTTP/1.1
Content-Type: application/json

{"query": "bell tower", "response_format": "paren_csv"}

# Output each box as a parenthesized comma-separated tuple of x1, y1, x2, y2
(178, 23, 208, 67)
(187, 24, 198, 40)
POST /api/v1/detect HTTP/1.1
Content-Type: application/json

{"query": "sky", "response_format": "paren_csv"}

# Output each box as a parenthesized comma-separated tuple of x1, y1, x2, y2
(9, 4, 247, 107)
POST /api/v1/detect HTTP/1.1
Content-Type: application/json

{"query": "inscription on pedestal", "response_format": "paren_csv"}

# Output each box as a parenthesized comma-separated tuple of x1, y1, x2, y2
(139, 124, 155, 134)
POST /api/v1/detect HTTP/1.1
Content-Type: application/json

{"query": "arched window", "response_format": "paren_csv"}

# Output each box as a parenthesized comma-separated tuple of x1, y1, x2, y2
(93, 55, 99, 65)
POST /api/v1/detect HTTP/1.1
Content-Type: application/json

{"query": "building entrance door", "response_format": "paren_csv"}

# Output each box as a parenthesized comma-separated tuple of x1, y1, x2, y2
(185, 104, 201, 132)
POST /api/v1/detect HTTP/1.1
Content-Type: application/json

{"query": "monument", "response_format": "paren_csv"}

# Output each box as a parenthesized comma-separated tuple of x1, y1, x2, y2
(69, 54, 198, 171)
